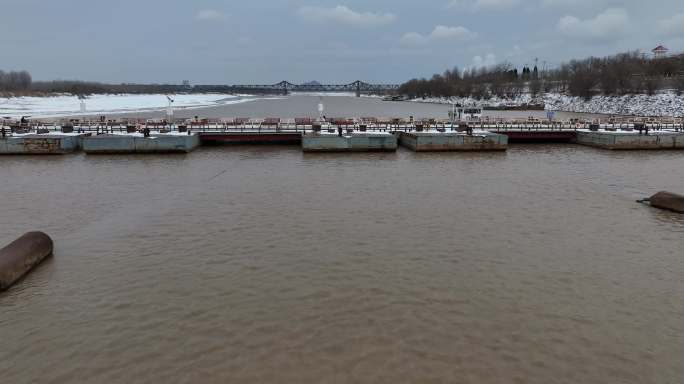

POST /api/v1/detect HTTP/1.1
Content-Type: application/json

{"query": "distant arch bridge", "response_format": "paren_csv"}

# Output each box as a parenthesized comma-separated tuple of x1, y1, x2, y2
(199, 81, 401, 96)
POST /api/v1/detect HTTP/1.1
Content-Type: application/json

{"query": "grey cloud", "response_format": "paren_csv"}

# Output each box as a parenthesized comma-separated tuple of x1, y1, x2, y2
(0, 0, 682, 83)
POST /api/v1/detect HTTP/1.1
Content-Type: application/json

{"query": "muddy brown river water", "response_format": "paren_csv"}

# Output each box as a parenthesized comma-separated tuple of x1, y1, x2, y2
(1, 97, 684, 384)
(98, 94, 607, 121)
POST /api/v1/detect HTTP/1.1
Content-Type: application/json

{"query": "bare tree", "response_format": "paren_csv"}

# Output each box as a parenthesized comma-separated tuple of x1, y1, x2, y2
(529, 79, 542, 97)
(675, 76, 684, 96)
(643, 77, 661, 96)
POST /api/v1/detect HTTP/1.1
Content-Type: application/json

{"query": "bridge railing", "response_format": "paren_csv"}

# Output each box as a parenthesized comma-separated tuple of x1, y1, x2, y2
(225, 81, 401, 95)
(3, 119, 684, 135)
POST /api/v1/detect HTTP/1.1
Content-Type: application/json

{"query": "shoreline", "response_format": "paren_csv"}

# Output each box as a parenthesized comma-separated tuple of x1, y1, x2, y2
(7, 92, 684, 120)
(410, 91, 684, 118)
(1, 94, 637, 122)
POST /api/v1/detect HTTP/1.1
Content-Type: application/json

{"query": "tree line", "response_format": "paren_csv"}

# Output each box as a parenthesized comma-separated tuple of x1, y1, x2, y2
(0, 70, 32, 91)
(6, 51, 684, 99)
(399, 51, 684, 100)
(0, 75, 263, 96)
(29, 81, 193, 95)
(0, 70, 199, 96)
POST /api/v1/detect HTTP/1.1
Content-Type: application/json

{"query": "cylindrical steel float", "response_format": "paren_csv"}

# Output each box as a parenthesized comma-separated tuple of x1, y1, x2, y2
(0, 232, 53, 291)
(648, 191, 684, 213)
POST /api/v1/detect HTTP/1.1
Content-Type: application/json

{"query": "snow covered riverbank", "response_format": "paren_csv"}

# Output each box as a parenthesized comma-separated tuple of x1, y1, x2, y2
(412, 94, 537, 109)
(412, 92, 684, 117)
(4, 91, 682, 119)
(0, 93, 279, 118)
(544, 93, 684, 117)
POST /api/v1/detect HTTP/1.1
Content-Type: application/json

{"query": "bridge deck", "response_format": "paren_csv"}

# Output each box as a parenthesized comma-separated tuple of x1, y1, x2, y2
(5, 121, 683, 133)
(4, 117, 684, 139)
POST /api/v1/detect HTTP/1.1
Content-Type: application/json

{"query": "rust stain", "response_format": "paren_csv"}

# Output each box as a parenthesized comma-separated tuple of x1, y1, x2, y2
(22, 138, 62, 153)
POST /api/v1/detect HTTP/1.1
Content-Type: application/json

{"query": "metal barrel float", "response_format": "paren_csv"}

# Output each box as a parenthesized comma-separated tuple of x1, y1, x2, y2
(638, 191, 684, 213)
(0, 232, 53, 291)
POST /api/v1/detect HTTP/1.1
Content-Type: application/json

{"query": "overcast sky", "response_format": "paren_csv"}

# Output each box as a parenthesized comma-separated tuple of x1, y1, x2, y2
(2, 0, 683, 84)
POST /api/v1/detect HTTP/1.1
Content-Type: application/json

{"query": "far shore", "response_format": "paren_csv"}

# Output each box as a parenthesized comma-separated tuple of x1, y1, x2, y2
(12, 95, 608, 122)
(5, 91, 684, 119)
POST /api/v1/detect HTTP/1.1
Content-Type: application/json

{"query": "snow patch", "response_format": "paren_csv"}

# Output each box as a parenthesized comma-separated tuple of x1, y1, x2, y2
(0, 93, 274, 118)
(544, 93, 684, 117)
(412, 91, 684, 117)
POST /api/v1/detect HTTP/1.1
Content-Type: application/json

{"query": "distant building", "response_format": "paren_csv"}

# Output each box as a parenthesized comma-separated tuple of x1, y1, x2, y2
(652, 45, 669, 59)
(182, 80, 191, 88)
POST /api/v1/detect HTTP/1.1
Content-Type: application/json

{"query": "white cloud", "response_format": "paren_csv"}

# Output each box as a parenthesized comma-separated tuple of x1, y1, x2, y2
(658, 13, 684, 38)
(400, 32, 427, 45)
(472, 53, 497, 67)
(557, 8, 629, 41)
(401, 25, 476, 45)
(195, 9, 227, 22)
(541, 0, 591, 7)
(447, 0, 520, 11)
(506, 44, 524, 59)
(431, 25, 475, 39)
(297, 5, 396, 26)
